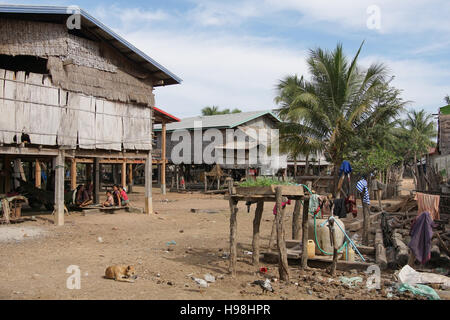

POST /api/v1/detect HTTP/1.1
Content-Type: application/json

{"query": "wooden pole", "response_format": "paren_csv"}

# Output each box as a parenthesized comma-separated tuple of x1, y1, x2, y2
(144, 151, 153, 214)
(252, 201, 264, 267)
(1, 199, 10, 224)
(35, 159, 42, 188)
(275, 186, 289, 281)
(361, 193, 370, 246)
(54, 150, 65, 226)
(93, 158, 100, 205)
(4, 157, 11, 193)
(128, 163, 133, 193)
(204, 174, 207, 192)
(161, 121, 167, 195)
(70, 158, 76, 190)
(228, 179, 238, 277)
(301, 198, 310, 269)
(121, 159, 126, 188)
(377, 189, 383, 212)
(292, 200, 303, 239)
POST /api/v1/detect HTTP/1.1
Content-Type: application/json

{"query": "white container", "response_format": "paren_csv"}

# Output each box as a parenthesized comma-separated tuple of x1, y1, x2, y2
(308, 218, 346, 255)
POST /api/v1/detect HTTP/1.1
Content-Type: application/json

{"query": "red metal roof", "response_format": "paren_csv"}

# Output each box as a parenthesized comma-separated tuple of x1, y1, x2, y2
(153, 107, 180, 123)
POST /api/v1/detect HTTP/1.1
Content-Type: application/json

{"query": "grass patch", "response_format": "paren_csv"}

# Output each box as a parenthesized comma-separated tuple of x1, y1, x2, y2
(238, 177, 294, 187)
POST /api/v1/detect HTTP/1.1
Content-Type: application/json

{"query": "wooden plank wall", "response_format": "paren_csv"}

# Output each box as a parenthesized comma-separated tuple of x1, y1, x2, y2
(0, 69, 152, 152)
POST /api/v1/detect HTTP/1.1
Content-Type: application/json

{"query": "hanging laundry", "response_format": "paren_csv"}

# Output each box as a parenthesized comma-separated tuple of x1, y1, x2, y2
(415, 192, 440, 220)
(272, 199, 291, 215)
(408, 212, 435, 265)
(333, 198, 347, 218)
(345, 195, 357, 218)
(308, 194, 320, 216)
(356, 178, 370, 205)
(339, 160, 352, 177)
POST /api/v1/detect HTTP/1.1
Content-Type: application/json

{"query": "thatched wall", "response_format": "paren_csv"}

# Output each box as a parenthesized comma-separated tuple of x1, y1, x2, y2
(0, 69, 152, 151)
(0, 18, 155, 106)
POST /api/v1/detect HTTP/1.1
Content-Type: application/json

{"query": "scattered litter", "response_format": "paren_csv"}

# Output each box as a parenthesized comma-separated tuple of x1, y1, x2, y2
(97, 237, 103, 243)
(192, 277, 208, 288)
(397, 283, 440, 300)
(398, 265, 450, 289)
(166, 240, 177, 246)
(204, 274, 216, 283)
(244, 251, 253, 255)
(340, 276, 363, 287)
(259, 267, 268, 274)
(156, 273, 161, 278)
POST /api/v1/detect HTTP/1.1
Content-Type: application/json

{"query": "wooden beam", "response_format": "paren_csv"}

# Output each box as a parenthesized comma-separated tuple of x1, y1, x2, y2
(144, 151, 153, 214)
(252, 201, 264, 268)
(54, 150, 65, 226)
(301, 198, 310, 269)
(0, 146, 59, 156)
(275, 186, 289, 281)
(161, 121, 167, 195)
(93, 158, 100, 204)
(70, 158, 77, 190)
(35, 159, 41, 188)
(121, 159, 126, 188)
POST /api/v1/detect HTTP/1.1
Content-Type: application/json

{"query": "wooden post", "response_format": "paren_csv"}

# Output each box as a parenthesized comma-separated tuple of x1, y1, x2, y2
(86, 164, 92, 182)
(145, 151, 153, 214)
(301, 198, 310, 269)
(1, 199, 10, 224)
(377, 189, 383, 212)
(292, 200, 303, 240)
(94, 158, 100, 205)
(227, 179, 238, 277)
(176, 166, 179, 190)
(35, 159, 41, 188)
(161, 121, 167, 195)
(269, 216, 277, 250)
(4, 157, 11, 193)
(70, 158, 77, 190)
(252, 201, 264, 267)
(128, 163, 133, 193)
(361, 193, 370, 246)
(204, 174, 207, 192)
(275, 187, 289, 282)
(121, 159, 126, 188)
(54, 150, 65, 226)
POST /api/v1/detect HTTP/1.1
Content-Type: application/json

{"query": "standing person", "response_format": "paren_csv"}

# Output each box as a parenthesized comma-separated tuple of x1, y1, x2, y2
(112, 184, 121, 206)
(119, 185, 130, 207)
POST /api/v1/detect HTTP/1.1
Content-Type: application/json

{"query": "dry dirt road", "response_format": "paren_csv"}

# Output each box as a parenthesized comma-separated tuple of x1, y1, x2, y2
(0, 187, 418, 300)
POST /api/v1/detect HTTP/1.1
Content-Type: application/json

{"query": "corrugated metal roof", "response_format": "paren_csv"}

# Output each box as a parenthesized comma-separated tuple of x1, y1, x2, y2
(0, 4, 182, 86)
(154, 110, 280, 131)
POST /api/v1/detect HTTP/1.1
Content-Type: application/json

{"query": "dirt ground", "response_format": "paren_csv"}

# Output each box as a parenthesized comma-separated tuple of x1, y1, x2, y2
(0, 185, 428, 300)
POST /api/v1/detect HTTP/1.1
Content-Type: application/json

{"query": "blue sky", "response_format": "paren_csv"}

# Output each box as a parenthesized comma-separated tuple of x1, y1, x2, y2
(4, 0, 450, 117)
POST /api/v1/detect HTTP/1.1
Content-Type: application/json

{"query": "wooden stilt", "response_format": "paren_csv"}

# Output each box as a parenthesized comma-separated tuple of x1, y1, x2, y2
(54, 150, 65, 226)
(94, 158, 100, 205)
(144, 151, 153, 214)
(121, 159, 126, 188)
(161, 121, 167, 195)
(227, 179, 238, 277)
(35, 159, 41, 188)
(292, 199, 303, 239)
(269, 216, 277, 250)
(70, 158, 76, 190)
(252, 201, 264, 267)
(361, 194, 370, 246)
(275, 186, 289, 282)
(301, 198, 310, 269)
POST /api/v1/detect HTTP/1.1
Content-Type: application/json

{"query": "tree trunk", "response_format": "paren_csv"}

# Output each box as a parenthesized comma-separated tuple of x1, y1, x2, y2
(305, 154, 310, 176)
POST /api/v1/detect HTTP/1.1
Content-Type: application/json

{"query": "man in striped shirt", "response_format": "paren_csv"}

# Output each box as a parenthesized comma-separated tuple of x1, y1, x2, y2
(356, 176, 370, 205)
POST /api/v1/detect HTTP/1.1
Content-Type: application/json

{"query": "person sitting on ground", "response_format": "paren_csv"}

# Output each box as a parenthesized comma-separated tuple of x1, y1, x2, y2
(112, 184, 121, 206)
(75, 184, 93, 208)
(119, 185, 130, 207)
(102, 191, 114, 207)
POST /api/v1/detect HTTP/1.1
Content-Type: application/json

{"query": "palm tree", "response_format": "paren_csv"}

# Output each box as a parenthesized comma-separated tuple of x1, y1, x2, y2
(275, 42, 389, 192)
(401, 109, 437, 189)
(201, 106, 241, 116)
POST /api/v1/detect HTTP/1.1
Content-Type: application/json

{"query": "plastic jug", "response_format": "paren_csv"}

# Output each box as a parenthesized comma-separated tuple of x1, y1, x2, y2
(343, 246, 355, 262)
(307, 240, 316, 259)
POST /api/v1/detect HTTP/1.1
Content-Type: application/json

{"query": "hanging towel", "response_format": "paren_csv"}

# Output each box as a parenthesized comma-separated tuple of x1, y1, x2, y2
(308, 194, 320, 216)
(415, 192, 440, 220)
(356, 178, 370, 205)
(333, 198, 347, 218)
(408, 212, 435, 265)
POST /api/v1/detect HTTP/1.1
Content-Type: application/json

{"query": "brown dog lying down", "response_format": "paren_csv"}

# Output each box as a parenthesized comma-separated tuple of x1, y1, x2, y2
(105, 265, 137, 282)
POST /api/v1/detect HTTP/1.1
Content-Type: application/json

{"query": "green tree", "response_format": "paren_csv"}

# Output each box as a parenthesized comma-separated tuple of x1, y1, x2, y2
(275, 42, 391, 192)
(201, 106, 241, 116)
(445, 95, 450, 105)
(401, 109, 437, 189)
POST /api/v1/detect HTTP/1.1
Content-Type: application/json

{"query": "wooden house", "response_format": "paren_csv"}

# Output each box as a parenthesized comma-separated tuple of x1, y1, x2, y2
(0, 5, 181, 225)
